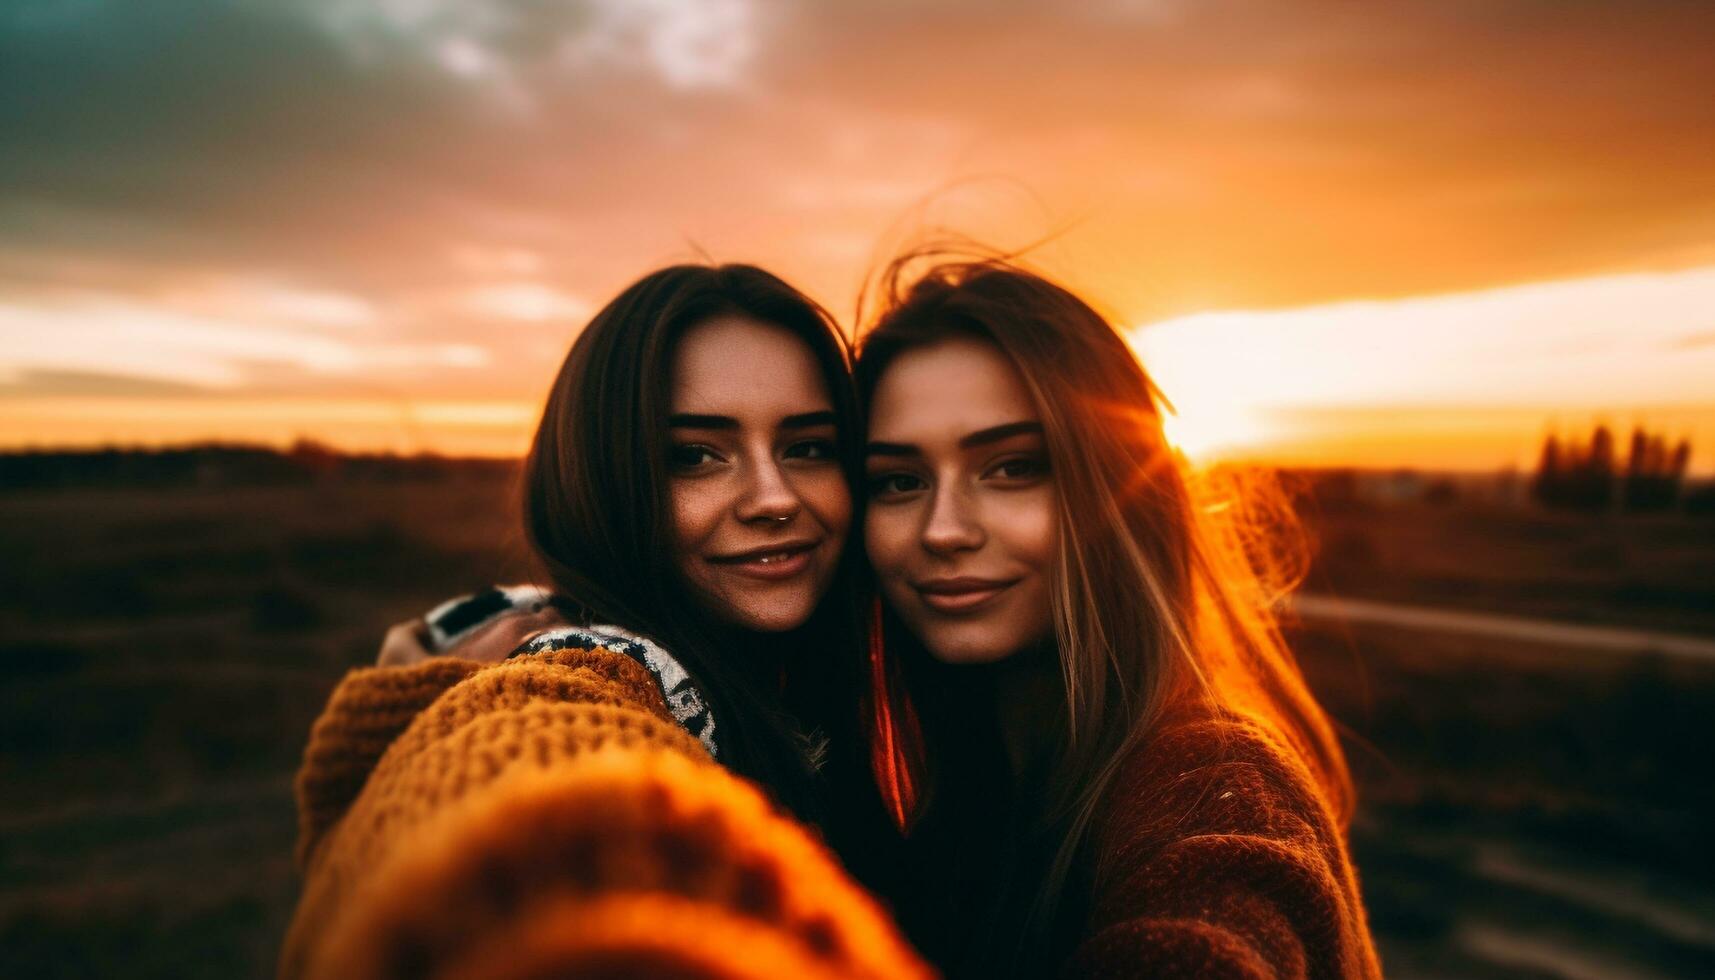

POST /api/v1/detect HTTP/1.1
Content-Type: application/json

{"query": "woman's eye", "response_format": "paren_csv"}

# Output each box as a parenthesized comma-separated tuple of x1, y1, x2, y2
(868, 473, 926, 498)
(784, 438, 838, 462)
(988, 456, 1050, 482)
(669, 444, 720, 470)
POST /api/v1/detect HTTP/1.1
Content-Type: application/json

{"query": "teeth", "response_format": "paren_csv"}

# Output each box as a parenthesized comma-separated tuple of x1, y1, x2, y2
(756, 551, 792, 564)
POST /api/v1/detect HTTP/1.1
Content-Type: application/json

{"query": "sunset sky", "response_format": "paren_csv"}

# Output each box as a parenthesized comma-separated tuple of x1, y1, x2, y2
(3, 1, 1713, 471)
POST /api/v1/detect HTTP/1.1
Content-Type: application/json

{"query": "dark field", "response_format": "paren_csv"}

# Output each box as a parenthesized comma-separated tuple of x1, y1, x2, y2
(2, 475, 1712, 978)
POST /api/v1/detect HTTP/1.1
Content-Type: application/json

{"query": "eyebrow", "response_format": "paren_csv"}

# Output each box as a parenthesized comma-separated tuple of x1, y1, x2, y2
(782, 411, 839, 430)
(866, 420, 1044, 457)
(960, 420, 1043, 449)
(668, 410, 838, 430)
(669, 414, 736, 430)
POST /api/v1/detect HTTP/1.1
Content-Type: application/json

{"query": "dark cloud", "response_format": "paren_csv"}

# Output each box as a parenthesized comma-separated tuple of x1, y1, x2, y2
(3, 0, 1714, 409)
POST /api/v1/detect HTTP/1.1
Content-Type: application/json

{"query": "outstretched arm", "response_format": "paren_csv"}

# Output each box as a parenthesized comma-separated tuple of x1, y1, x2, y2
(283, 641, 926, 980)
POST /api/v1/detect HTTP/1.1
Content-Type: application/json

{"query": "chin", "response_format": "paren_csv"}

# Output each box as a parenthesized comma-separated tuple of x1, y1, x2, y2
(723, 592, 818, 633)
(734, 612, 809, 633)
(919, 628, 1021, 665)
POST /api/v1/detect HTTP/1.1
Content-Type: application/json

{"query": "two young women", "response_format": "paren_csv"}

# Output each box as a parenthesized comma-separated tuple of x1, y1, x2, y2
(283, 261, 1379, 978)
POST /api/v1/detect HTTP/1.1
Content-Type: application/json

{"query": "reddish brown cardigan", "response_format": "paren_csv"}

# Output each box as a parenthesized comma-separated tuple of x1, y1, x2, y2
(1063, 709, 1381, 979)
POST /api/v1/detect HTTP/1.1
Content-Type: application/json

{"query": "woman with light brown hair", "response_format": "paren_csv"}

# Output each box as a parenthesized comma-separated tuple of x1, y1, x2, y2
(856, 256, 1380, 978)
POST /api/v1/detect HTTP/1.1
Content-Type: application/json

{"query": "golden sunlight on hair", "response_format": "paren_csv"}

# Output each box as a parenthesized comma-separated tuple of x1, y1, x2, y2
(1116, 333, 1283, 464)
(1156, 400, 1284, 464)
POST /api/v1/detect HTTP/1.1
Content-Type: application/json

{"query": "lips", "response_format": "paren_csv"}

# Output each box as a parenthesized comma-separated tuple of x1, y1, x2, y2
(913, 575, 1019, 613)
(707, 539, 821, 581)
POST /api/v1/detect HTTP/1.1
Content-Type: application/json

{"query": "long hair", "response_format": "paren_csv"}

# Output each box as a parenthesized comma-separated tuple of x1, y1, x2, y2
(522, 263, 868, 826)
(856, 255, 1353, 964)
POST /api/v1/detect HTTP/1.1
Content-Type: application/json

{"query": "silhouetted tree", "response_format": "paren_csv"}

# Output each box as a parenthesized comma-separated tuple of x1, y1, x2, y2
(1533, 436, 1562, 504)
(1535, 425, 1693, 512)
(1623, 428, 1691, 511)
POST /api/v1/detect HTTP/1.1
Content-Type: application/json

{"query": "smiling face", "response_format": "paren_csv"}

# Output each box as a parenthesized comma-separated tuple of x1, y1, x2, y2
(864, 335, 1059, 664)
(667, 314, 851, 633)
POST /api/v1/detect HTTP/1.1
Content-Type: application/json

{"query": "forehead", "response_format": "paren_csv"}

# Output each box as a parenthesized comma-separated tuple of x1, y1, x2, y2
(868, 336, 1038, 442)
(671, 314, 833, 413)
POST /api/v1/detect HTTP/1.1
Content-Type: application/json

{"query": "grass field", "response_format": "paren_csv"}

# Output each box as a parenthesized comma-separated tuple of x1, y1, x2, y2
(2, 476, 1710, 978)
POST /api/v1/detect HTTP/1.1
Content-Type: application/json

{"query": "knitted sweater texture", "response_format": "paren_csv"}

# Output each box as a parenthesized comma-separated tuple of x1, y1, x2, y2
(1062, 710, 1381, 979)
(280, 645, 928, 980)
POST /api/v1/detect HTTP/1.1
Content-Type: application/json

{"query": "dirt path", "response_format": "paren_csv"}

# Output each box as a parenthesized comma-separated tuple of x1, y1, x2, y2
(1290, 594, 1715, 662)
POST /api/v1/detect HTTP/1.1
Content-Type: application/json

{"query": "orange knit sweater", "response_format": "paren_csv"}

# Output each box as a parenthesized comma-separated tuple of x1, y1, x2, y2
(280, 645, 928, 980)
(1062, 710, 1381, 979)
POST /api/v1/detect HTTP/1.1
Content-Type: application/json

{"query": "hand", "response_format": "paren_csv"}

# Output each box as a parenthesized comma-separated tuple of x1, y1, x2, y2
(442, 605, 572, 663)
(377, 618, 433, 667)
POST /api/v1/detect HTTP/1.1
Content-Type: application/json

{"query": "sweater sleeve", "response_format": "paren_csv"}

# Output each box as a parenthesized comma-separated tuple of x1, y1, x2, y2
(281, 646, 927, 980)
(294, 658, 484, 868)
(1061, 716, 1380, 980)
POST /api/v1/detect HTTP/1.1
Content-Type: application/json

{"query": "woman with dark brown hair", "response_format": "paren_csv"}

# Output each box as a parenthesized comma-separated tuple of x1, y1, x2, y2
(857, 256, 1380, 978)
(281, 264, 924, 979)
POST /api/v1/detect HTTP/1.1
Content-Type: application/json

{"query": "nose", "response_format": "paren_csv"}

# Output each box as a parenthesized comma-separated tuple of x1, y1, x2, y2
(734, 457, 803, 525)
(920, 484, 984, 555)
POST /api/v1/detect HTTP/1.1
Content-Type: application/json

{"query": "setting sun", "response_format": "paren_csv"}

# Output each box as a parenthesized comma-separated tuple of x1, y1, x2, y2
(1128, 268, 1715, 473)
(4, 1, 1712, 474)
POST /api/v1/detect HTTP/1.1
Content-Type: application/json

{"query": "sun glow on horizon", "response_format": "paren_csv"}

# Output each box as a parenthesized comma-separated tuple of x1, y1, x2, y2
(1130, 266, 1715, 473)
(1155, 397, 1282, 463)
(0, 397, 541, 458)
(5, 268, 1714, 474)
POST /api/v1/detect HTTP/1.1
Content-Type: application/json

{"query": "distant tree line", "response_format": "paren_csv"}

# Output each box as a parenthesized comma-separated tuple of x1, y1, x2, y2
(1533, 426, 1692, 512)
(0, 440, 518, 490)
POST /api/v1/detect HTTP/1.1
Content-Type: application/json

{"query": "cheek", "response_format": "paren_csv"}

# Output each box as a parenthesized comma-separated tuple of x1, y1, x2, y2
(996, 488, 1059, 639)
(669, 481, 724, 565)
(1009, 489, 1059, 570)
